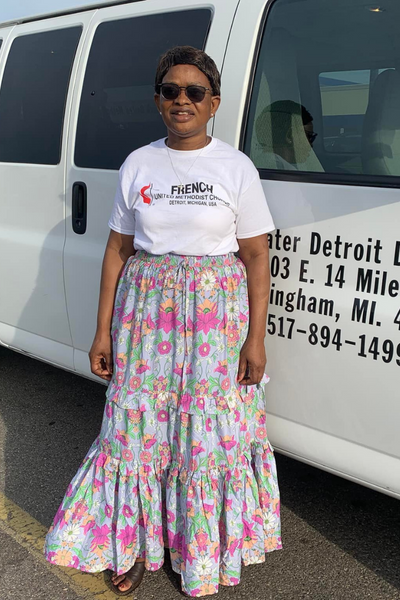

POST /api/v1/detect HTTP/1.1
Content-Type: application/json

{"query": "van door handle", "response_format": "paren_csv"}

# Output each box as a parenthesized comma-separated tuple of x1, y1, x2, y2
(72, 182, 87, 234)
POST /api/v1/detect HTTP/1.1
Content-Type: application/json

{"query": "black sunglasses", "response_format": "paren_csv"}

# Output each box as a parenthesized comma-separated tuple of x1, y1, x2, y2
(306, 131, 318, 145)
(158, 83, 212, 103)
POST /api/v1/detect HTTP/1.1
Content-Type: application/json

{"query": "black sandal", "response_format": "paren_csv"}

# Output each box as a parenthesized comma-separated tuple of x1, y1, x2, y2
(104, 562, 146, 596)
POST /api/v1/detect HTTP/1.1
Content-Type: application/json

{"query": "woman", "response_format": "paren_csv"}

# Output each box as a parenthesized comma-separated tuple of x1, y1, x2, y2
(44, 46, 281, 597)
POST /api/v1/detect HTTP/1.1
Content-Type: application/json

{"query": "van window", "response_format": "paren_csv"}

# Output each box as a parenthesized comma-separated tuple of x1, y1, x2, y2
(75, 9, 211, 170)
(0, 28, 81, 165)
(243, 0, 400, 181)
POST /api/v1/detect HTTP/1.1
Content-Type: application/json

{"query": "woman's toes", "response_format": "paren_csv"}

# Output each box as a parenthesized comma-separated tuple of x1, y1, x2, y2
(118, 577, 132, 592)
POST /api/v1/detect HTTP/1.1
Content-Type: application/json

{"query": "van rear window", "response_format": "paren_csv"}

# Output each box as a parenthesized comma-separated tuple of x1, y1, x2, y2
(74, 9, 211, 170)
(0, 27, 81, 165)
(243, 0, 400, 185)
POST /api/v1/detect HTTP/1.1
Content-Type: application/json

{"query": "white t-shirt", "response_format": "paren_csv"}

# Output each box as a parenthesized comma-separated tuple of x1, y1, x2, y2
(108, 137, 275, 256)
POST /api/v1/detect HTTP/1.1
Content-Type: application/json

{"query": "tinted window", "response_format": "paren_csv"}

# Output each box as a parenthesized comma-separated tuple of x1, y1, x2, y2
(244, 0, 400, 180)
(75, 9, 211, 170)
(0, 28, 81, 165)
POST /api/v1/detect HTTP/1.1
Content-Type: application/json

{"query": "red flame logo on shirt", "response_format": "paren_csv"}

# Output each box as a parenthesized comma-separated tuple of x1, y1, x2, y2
(140, 183, 153, 205)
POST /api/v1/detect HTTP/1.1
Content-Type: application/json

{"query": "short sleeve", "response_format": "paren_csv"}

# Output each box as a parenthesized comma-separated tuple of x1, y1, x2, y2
(235, 175, 275, 239)
(108, 165, 136, 235)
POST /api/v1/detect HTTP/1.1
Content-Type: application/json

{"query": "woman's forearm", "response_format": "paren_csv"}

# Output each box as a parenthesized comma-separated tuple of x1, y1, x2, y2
(244, 252, 270, 342)
(238, 235, 271, 343)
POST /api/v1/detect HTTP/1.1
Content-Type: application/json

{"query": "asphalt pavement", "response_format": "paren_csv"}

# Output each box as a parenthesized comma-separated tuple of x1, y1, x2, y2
(0, 345, 399, 600)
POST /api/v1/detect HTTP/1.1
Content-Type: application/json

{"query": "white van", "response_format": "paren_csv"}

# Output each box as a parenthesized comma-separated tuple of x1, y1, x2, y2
(0, 0, 399, 498)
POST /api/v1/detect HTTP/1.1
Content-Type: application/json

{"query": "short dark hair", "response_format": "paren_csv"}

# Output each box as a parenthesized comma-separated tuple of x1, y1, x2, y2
(155, 46, 221, 96)
(256, 101, 313, 146)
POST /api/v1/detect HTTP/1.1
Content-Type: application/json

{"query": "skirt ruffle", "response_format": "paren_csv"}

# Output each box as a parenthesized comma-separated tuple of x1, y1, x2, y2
(45, 397, 281, 596)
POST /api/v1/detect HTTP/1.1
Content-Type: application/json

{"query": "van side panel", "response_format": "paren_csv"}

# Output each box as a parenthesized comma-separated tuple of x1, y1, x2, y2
(216, 0, 400, 498)
(0, 14, 94, 368)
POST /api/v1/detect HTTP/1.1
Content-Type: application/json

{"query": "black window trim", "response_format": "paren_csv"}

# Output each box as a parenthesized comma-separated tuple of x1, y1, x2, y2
(239, 0, 400, 190)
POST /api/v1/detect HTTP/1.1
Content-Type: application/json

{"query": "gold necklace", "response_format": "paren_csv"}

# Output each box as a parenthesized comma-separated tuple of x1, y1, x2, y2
(166, 137, 210, 188)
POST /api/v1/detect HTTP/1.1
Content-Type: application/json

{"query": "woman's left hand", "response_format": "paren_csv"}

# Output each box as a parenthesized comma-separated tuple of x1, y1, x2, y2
(237, 337, 267, 386)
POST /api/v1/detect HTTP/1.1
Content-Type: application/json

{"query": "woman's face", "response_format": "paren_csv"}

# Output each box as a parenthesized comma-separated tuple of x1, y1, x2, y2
(154, 64, 220, 141)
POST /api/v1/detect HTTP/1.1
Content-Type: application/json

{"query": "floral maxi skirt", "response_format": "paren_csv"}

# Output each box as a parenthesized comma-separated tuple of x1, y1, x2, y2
(44, 252, 282, 597)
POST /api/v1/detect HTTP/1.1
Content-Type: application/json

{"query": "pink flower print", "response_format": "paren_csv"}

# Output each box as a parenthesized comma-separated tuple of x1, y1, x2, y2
(92, 477, 103, 492)
(157, 410, 168, 422)
(178, 315, 194, 338)
(142, 434, 157, 450)
(240, 420, 247, 432)
(105, 504, 113, 518)
(135, 359, 150, 374)
(122, 504, 134, 518)
(189, 280, 196, 292)
(82, 517, 96, 535)
(256, 426, 267, 440)
(122, 449, 133, 461)
(142, 313, 156, 335)
(115, 353, 127, 369)
(202, 503, 214, 519)
(199, 342, 210, 357)
(166, 510, 175, 523)
(221, 377, 230, 391)
(253, 512, 264, 526)
(181, 392, 193, 412)
(173, 362, 183, 377)
(242, 519, 257, 549)
(71, 555, 80, 569)
(196, 397, 205, 410)
(219, 436, 237, 451)
(208, 452, 216, 468)
(74, 502, 88, 519)
(233, 273, 241, 287)
(105, 403, 113, 418)
(121, 309, 134, 328)
(140, 450, 152, 463)
(227, 322, 239, 347)
(117, 524, 137, 553)
(227, 536, 240, 557)
(227, 454, 234, 466)
(158, 340, 172, 355)
(259, 413, 266, 425)
(214, 360, 228, 375)
(225, 498, 233, 511)
(205, 417, 212, 432)
(96, 453, 107, 467)
(234, 409, 241, 423)
(186, 362, 193, 375)
(245, 431, 251, 445)
(66, 484, 73, 497)
(115, 370, 124, 385)
(90, 524, 111, 551)
(220, 276, 228, 291)
(129, 376, 141, 390)
(157, 298, 179, 333)
(196, 299, 219, 334)
(194, 529, 209, 553)
(149, 276, 156, 290)
(191, 441, 205, 457)
(116, 430, 129, 446)
(53, 507, 65, 527)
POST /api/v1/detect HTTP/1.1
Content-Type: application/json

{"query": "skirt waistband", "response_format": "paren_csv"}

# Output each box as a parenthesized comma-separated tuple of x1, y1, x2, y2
(133, 251, 239, 269)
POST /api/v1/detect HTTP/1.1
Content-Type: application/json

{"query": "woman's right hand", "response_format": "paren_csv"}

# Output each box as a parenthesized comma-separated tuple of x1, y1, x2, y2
(89, 333, 113, 381)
